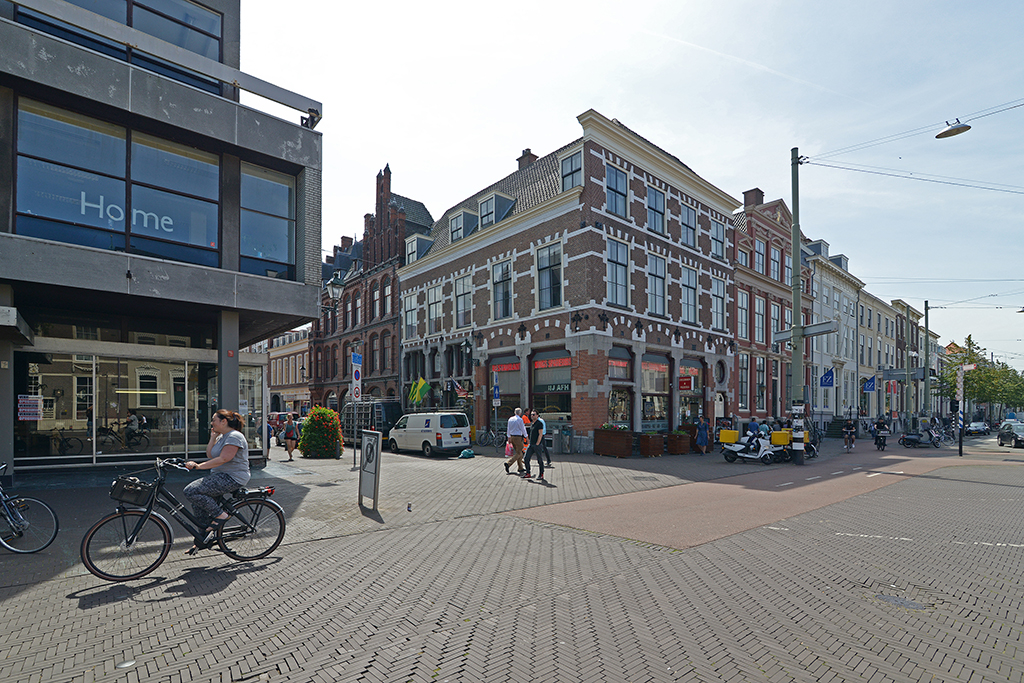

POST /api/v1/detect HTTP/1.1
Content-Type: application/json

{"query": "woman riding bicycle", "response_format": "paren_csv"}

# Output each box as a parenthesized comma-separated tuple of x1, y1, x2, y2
(842, 419, 856, 451)
(184, 409, 250, 552)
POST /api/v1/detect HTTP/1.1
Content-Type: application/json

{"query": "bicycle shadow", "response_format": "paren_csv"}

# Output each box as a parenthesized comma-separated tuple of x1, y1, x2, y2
(66, 557, 280, 608)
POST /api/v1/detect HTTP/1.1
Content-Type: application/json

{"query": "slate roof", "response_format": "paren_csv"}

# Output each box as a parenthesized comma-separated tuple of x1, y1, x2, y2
(390, 193, 433, 231)
(424, 138, 582, 255)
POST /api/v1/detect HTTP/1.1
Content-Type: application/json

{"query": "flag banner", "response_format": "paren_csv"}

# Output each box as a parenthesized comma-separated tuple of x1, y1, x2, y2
(453, 379, 471, 398)
(862, 376, 876, 393)
(820, 368, 834, 387)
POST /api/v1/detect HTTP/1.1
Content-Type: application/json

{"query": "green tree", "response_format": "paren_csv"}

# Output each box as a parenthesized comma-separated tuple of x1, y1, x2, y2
(297, 406, 342, 459)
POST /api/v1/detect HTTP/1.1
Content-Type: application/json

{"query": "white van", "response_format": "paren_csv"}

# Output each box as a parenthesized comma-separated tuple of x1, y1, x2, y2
(388, 412, 471, 456)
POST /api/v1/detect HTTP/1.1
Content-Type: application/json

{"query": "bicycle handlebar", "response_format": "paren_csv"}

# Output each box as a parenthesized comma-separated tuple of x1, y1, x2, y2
(157, 457, 189, 471)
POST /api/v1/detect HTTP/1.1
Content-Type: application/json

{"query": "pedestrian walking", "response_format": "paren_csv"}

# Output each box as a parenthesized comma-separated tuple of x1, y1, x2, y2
(522, 409, 545, 480)
(504, 408, 527, 475)
(537, 412, 552, 467)
(696, 416, 709, 455)
(282, 413, 300, 461)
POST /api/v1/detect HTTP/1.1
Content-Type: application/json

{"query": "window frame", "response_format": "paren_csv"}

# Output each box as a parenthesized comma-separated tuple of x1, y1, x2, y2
(492, 260, 512, 320)
(680, 204, 697, 248)
(537, 242, 563, 311)
(711, 277, 726, 330)
(605, 164, 628, 218)
(607, 238, 629, 307)
(646, 186, 665, 234)
(561, 151, 582, 191)
(455, 275, 472, 329)
(648, 253, 666, 316)
(737, 290, 749, 340)
(681, 266, 697, 324)
(450, 214, 464, 242)
(428, 285, 442, 335)
(711, 219, 725, 259)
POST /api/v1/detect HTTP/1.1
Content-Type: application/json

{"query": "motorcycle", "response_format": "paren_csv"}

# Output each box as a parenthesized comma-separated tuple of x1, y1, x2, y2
(874, 430, 889, 451)
(898, 429, 940, 448)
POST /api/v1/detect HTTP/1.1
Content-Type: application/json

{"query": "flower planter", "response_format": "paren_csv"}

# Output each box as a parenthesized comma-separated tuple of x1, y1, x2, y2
(594, 429, 633, 458)
(666, 433, 690, 455)
(638, 434, 664, 457)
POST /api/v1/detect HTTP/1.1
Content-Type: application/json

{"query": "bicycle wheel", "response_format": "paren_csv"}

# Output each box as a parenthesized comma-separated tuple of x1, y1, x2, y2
(218, 499, 285, 561)
(128, 433, 150, 452)
(62, 437, 84, 456)
(0, 497, 59, 553)
(80, 509, 172, 581)
(476, 431, 492, 447)
(493, 433, 507, 449)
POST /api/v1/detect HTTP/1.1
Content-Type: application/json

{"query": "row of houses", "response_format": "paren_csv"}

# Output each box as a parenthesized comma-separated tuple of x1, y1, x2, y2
(299, 111, 945, 445)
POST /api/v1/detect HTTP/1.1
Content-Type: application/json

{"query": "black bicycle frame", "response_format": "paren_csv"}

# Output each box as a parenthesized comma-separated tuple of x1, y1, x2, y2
(122, 469, 213, 545)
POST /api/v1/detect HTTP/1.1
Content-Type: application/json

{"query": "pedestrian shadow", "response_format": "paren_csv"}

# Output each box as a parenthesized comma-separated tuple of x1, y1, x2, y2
(530, 479, 557, 488)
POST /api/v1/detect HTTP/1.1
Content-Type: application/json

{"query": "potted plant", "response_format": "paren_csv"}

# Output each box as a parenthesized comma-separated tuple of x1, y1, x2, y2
(666, 429, 691, 455)
(297, 406, 344, 459)
(594, 423, 632, 458)
(637, 431, 664, 457)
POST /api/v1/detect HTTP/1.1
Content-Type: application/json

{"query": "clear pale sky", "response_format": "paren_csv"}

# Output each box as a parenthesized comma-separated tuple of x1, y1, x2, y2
(240, 0, 1024, 371)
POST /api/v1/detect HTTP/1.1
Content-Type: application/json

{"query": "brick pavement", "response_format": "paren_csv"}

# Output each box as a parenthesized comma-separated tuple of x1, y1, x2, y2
(0, 435, 1021, 682)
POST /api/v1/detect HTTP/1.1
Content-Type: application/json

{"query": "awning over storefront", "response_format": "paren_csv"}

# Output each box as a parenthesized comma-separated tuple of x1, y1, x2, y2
(0, 306, 34, 345)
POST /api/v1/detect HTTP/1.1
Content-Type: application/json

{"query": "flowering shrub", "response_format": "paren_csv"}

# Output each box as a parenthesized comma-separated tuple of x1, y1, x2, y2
(298, 406, 343, 459)
(599, 423, 630, 431)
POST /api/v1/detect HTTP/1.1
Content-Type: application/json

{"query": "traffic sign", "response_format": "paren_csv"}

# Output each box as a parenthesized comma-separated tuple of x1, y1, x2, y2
(493, 385, 500, 400)
(962, 363, 977, 371)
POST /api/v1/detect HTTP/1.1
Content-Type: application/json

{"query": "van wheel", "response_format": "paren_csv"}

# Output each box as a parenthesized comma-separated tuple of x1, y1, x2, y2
(422, 443, 434, 457)
(389, 439, 400, 453)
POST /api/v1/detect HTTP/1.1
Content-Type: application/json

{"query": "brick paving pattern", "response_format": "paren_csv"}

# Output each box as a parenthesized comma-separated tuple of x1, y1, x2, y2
(0, 437, 1021, 682)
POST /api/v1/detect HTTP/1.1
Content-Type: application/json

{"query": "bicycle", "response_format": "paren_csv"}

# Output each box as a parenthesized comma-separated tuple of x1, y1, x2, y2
(476, 426, 506, 448)
(97, 421, 150, 452)
(52, 427, 84, 456)
(0, 463, 59, 553)
(80, 458, 285, 582)
(843, 433, 855, 452)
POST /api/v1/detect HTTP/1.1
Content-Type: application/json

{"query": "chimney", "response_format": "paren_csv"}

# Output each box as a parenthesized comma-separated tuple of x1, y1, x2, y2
(517, 148, 538, 170)
(340, 236, 353, 252)
(743, 188, 764, 207)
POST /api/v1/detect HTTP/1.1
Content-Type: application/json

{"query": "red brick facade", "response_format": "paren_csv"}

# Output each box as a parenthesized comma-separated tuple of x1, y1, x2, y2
(398, 111, 740, 445)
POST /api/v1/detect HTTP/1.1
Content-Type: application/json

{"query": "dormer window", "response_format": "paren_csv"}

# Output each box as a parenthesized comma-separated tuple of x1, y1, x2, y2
(450, 214, 464, 242)
(480, 197, 495, 228)
(406, 238, 417, 264)
(561, 151, 582, 191)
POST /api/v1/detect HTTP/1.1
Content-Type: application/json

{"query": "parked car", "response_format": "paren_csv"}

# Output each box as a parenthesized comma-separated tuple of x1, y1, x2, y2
(388, 412, 471, 457)
(965, 422, 990, 436)
(997, 422, 1024, 448)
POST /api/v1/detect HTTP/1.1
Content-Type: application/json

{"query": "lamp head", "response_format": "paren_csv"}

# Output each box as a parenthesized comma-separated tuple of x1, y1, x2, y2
(936, 119, 971, 139)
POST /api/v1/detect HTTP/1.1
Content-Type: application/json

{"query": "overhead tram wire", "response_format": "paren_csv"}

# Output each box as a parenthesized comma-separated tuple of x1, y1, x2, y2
(811, 96, 1024, 161)
(803, 161, 1024, 196)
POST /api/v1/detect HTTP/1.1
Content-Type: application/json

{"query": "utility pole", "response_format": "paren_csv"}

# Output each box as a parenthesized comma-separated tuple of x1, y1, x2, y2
(790, 148, 805, 465)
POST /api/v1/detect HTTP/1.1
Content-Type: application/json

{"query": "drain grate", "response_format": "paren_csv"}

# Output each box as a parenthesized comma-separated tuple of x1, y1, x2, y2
(875, 594, 926, 610)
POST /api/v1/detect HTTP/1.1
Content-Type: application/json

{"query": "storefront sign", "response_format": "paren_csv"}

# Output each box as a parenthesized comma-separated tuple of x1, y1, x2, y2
(679, 366, 699, 376)
(679, 376, 694, 391)
(492, 362, 520, 373)
(534, 357, 571, 369)
(642, 361, 668, 372)
(536, 383, 571, 393)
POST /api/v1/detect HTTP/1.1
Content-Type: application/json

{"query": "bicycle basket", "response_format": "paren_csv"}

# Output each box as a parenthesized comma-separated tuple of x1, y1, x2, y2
(109, 476, 153, 505)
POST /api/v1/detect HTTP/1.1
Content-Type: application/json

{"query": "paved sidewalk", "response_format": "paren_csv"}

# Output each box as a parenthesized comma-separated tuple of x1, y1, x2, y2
(0, 435, 1021, 682)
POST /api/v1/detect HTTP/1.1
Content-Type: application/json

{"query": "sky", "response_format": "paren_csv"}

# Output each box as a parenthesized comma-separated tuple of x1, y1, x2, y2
(239, 0, 1024, 371)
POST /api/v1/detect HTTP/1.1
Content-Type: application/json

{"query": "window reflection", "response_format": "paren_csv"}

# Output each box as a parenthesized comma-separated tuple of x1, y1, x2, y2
(132, 133, 219, 200)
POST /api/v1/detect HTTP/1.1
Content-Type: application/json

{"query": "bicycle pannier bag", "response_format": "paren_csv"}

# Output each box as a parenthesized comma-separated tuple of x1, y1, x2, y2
(109, 476, 153, 505)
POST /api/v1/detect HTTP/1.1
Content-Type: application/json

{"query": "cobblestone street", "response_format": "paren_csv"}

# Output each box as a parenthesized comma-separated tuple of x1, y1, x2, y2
(1, 437, 1022, 682)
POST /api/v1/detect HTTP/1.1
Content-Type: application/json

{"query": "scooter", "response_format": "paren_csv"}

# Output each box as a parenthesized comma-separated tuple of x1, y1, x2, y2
(874, 430, 890, 451)
(898, 429, 940, 448)
(724, 428, 778, 464)
(723, 429, 776, 465)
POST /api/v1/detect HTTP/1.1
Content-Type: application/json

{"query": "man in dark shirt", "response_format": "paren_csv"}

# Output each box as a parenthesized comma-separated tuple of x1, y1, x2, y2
(522, 409, 546, 481)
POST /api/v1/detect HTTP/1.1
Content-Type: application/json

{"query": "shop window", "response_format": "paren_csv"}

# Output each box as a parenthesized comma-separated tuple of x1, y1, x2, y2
(608, 347, 632, 380)
(640, 354, 669, 432)
(608, 388, 632, 428)
(532, 351, 571, 417)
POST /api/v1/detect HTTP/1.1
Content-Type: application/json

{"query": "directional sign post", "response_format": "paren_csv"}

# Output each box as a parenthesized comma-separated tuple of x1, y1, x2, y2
(957, 363, 976, 457)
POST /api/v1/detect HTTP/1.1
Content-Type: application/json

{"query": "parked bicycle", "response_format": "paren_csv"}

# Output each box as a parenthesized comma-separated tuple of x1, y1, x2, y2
(0, 463, 59, 553)
(52, 427, 84, 456)
(80, 457, 285, 581)
(96, 421, 150, 452)
(475, 426, 506, 448)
